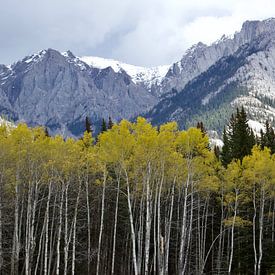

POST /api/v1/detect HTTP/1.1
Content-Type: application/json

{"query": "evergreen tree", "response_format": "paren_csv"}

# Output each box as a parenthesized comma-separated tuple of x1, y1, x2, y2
(221, 107, 255, 166)
(260, 120, 275, 154)
(221, 128, 231, 166)
(196, 121, 206, 136)
(108, 116, 114, 129)
(85, 116, 92, 133)
(44, 127, 50, 137)
(101, 119, 107, 133)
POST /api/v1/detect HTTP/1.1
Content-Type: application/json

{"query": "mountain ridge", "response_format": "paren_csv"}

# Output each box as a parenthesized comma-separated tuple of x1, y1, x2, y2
(1, 18, 275, 136)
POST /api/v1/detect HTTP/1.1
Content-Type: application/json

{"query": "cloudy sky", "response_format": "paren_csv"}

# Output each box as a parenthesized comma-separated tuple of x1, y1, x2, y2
(1, 0, 275, 66)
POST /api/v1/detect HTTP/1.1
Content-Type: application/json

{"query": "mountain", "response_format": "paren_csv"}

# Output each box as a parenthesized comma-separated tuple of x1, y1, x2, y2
(1, 18, 275, 136)
(146, 18, 275, 133)
(80, 56, 169, 92)
(0, 49, 157, 136)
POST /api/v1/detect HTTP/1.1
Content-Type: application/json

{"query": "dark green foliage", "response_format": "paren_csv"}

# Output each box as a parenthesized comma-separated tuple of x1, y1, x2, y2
(221, 107, 256, 166)
(101, 119, 107, 133)
(108, 116, 114, 129)
(85, 116, 92, 133)
(260, 120, 275, 154)
(196, 121, 206, 136)
(220, 128, 231, 167)
(44, 127, 50, 137)
(148, 41, 259, 130)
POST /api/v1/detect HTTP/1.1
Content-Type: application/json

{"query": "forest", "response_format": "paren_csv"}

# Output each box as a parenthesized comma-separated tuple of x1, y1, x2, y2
(0, 111, 275, 274)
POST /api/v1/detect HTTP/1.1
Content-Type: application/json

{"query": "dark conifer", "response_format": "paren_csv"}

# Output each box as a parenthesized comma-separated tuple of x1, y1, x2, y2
(196, 121, 206, 136)
(221, 107, 255, 166)
(260, 120, 275, 154)
(108, 116, 114, 129)
(44, 127, 50, 137)
(101, 119, 107, 133)
(85, 116, 92, 133)
(221, 128, 231, 167)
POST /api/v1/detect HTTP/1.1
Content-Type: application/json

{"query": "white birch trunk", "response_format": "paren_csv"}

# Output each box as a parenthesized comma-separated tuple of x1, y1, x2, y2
(111, 173, 121, 275)
(124, 168, 138, 275)
(85, 176, 91, 274)
(257, 186, 265, 275)
(43, 181, 52, 275)
(253, 185, 257, 275)
(164, 178, 175, 275)
(56, 183, 65, 275)
(178, 172, 190, 274)
(144, 162, 152, 275)
(96, 169, 107, 275)
(72, 178, 81, 275)
(228, 189, 238, 274)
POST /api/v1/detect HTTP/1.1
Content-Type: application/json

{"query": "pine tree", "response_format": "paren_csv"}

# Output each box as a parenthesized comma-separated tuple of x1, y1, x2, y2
(221, 128, 231, 166)
(85, 116, 92, 133)
(108, 117, 114, 129)
(221, 107, 255, 166)
(101, 119, 107, 133)
(196, 121, 206, 136)
(260, 120, 275, 154)
(44, 127, 50, 137)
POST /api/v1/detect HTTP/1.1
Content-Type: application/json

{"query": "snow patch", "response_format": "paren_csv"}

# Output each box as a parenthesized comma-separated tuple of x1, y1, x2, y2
(79, 56, 169, 87)
(248, 119, 265, 134)
(24, 50, 46, 64)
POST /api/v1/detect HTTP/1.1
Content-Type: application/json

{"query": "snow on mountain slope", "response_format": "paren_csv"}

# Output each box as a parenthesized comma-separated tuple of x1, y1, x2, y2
(80, 56, 169, 87)
(248, 119, 265, 134)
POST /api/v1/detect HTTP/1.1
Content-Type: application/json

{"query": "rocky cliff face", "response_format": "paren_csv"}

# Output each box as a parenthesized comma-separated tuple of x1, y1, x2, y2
(0, 49, 157, 136)
(156, 18, 275, 96)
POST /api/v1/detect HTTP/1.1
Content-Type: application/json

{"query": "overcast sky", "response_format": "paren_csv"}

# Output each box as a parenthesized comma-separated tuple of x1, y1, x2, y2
(1, 0, 275, 66)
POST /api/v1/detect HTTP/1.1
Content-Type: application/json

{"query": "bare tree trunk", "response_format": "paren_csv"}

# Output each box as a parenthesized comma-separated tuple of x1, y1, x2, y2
(217, 184, 224, 273)
(56, 183, 65, 275)
(157, 167, 165, 275)
(153, 185, 158, 274)
(144, 163, 152, 275)
(183, 183, 194, 274)
(228, 189, 238, 274)
(257, 186, 265, 275)
(34, 210, 46, 275)
(85, 176, 91, 274)
(137, 192, 144, 274)
(111, 173, 120, 275)
(253, 185, 257, 275)
(96, 170, 107, 275)
(124, 168, 138, 275)
(11, 176, 20, 275)
(72, 179, 81, 275)
(63, 183, 69, 275)
(25, 182, 32, 275)
(164, 178, 175, 275)
(43, 181, 51, 275)
(178, 172, 190, 274)
(48, 190, 57, 274)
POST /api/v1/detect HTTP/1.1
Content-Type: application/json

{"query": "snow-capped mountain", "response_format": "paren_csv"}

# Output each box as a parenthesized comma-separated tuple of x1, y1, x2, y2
(2, 18, 275, 136)
(0, 49, 157, 136)
(80, 55, 169, 89)
(146, 18, 275, 133)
